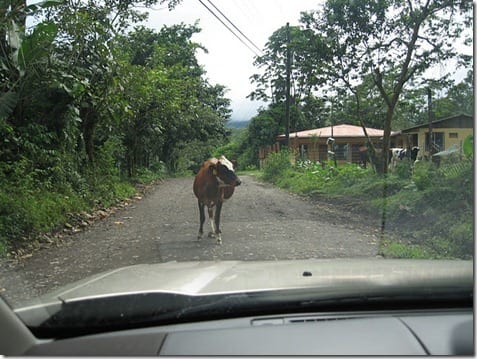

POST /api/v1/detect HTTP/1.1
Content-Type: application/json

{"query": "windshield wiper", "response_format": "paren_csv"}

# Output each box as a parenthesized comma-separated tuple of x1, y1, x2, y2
(26, 286, 472, 339)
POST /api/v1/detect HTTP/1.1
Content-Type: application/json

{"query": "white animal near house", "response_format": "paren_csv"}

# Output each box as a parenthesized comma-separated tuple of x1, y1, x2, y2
(389, 147, 420, 169)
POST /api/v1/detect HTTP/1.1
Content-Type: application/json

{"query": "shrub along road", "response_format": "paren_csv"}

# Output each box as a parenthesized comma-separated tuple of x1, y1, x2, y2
(0, 175, 382, 306)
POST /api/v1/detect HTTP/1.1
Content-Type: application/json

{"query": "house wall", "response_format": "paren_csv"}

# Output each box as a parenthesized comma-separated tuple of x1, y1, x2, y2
(262, 116, 473, 167)
(289, 137, 379, 165)
(445, 128, 473, 149)
(396, 115, 474, 159)
(391, 133, 419, 148)
(408, 128, 473, 159)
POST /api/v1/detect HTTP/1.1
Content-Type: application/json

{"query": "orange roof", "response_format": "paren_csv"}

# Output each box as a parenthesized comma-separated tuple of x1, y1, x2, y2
(278, 124, 390, 139)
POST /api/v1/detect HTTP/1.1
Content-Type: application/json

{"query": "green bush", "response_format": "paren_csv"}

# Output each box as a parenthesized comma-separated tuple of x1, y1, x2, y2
(213, 141, 241, 162)
(379, 240, 434, 259)
(394, 161, 412, 179)
(262, 149, 292, 183)
(0, 191, 34, 250)
(412, 161, 437, 190)
(133, 165, 167, 184)
(0, 186, 89, 249)
(0, 153, 140, 254)
(276, 168, 322, 194)
(237, 147, 257, 170)
(448, 221, 474, 257)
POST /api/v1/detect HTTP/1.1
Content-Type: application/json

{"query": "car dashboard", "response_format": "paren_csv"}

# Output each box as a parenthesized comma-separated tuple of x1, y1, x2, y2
(22, 308, 473, 355)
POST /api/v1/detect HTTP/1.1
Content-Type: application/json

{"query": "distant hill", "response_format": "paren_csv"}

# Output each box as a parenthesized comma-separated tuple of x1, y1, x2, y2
(226, 120, 250, 128)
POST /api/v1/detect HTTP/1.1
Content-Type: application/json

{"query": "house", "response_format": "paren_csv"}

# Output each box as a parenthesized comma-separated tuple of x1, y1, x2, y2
(273, 124, 394, 165)
(259, 114, 473, 167)
(391, 114, 473, 160)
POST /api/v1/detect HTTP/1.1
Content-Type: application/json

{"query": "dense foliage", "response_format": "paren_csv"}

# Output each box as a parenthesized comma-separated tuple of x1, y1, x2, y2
(0, 1, 231, 252)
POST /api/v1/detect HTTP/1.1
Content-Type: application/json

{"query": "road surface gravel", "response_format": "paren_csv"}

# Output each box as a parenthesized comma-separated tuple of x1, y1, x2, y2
(0, 175, 382, 305)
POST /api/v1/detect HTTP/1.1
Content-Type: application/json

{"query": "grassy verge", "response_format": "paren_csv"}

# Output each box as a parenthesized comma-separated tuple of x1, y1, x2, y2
(260, 151, 473, 259)
(0, 168, 166, 256)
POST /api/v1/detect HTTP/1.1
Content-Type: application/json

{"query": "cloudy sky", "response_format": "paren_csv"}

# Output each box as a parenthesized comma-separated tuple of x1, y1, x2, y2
(141, 0, 325, 121)
(140, 0, 471, 122)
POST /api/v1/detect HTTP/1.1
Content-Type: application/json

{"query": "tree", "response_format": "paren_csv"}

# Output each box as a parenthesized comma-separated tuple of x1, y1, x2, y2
(47, 1, 140, 164)
(433, 70, 473, 118)
(1, 0, 231, 179)
(116, 24, 231, 174)
(249, 25, 330, 133)
(301, 0, 472, 173)
(239, 106, 285, 167)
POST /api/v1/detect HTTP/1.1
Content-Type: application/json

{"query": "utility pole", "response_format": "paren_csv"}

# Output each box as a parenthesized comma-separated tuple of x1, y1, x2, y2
(427, 88, 433, 156)
(285, 22, 291, 147)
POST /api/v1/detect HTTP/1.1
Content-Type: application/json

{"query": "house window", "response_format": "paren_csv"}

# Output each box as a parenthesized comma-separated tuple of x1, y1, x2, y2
(319, 145, 328, 162)
(449, 133, 458, 139)
(425, 132, 444, 152)
(405, 133, 419, 148)
(299, 144, 308, 159)
(333, 144, 348, 160)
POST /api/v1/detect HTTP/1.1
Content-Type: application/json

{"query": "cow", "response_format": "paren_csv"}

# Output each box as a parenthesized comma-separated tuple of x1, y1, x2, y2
(193, 155, 241, 244)
(389, 147, 420, 169)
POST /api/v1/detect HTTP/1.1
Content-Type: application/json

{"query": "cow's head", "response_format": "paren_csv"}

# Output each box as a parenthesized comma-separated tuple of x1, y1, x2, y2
(210, 155, 241, 187)
(411, 147, 420, 161)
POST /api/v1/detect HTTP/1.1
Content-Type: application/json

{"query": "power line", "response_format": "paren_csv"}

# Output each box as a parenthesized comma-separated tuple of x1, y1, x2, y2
(196, 0, 262, 57)
(204, 0, 263, 55)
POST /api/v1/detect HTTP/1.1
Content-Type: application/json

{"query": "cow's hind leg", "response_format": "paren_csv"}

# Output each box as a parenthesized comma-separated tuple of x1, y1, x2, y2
(198, 201, 205, 240)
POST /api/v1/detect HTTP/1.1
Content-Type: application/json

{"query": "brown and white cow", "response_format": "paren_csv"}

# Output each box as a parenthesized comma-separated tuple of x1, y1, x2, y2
(193, 155, 241, 244)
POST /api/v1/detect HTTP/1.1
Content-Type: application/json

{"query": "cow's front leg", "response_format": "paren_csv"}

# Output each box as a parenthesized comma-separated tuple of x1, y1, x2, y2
(214, 201, 223, 244)
(207, 206, 216, 238)
(198, 201, 205, 240)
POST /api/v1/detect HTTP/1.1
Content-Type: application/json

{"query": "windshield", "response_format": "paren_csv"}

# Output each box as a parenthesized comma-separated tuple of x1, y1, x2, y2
(0, 0, 473, 333)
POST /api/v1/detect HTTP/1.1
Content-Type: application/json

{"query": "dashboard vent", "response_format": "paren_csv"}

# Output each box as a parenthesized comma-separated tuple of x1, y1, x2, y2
(252, 315, 359, 326)
(286, 316, 353, 324)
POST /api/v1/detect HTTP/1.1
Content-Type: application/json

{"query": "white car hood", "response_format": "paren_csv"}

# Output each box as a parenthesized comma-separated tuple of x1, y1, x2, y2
(13, 259, 473, 329)
(23, 258, 473, 303)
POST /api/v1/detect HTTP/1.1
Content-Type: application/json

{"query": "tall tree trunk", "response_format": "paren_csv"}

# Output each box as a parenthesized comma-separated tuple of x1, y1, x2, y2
(381, 106, 394, 174)
(354, 89, 380, 173)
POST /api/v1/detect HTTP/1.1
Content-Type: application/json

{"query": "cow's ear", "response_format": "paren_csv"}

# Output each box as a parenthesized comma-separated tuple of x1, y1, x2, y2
(231, 160, 238, 170)
(209, 163, 218, 176)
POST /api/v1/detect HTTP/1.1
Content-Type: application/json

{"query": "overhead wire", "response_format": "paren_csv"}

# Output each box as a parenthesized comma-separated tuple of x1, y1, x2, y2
(194, 0, 274, 121)
(204, 0, 263, 55)
(196, 0, 263, 57)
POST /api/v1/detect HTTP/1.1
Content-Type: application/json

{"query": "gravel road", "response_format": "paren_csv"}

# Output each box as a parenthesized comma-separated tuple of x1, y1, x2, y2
(0, 175, 382, 305)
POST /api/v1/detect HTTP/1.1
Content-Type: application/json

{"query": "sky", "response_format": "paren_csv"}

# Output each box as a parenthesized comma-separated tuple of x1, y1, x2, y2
(140, 0, 325, 121)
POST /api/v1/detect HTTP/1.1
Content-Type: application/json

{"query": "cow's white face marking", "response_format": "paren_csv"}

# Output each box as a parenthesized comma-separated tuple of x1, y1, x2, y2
(219, 155, 235, 172)
(213, 155, 240, 188)
(215, 156, 235, 187)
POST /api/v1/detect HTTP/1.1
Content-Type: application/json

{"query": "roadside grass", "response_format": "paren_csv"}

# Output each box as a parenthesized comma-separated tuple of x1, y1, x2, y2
(237, 168, 261, 177)
(379, 239, 436, 259)
(260, 153, 473, 260)
(0, 186, 88, 254)
(0, 167, 166, 256)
